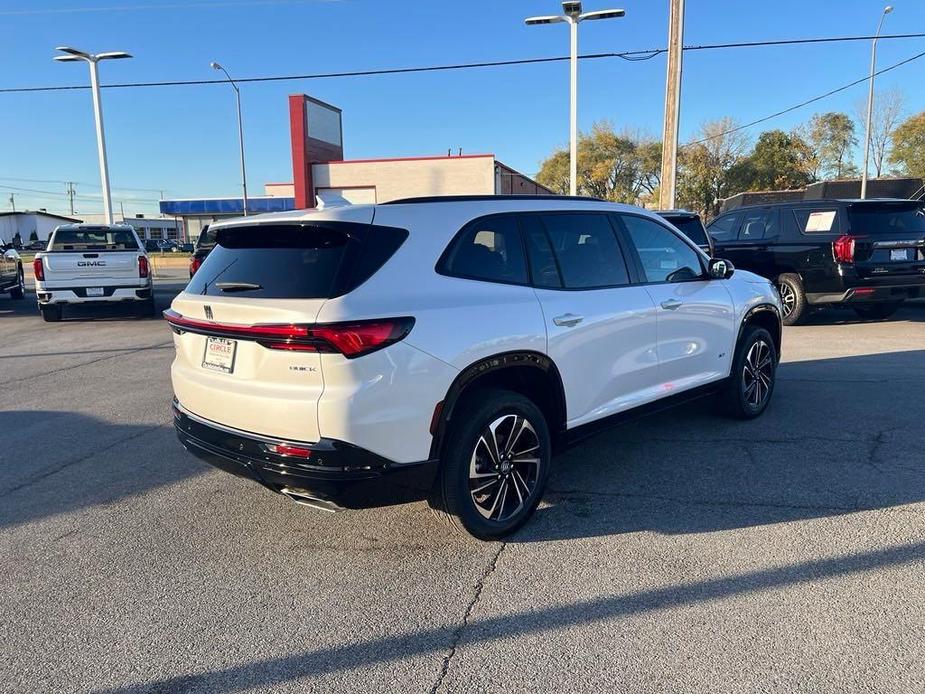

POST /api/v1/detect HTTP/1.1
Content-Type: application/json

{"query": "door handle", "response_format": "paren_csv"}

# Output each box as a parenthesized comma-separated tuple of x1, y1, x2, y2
(660, 299, 683, 311)
(553, 313, 583, 327)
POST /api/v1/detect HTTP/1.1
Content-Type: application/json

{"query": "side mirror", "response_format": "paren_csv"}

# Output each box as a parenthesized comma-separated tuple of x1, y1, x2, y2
(709, 258, 735, 280)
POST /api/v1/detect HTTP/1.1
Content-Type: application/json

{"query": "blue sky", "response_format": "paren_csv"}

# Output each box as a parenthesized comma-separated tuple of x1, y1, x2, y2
(1, 0, 924, 217)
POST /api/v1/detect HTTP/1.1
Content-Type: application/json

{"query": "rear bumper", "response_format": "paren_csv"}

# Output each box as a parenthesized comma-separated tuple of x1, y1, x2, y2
(36, 282, 152, 305)
(806, 282, 924, 305)
(172, 401, 438, 510)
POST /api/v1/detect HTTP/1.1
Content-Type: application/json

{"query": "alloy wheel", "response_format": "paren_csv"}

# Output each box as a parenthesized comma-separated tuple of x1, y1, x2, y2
(778, 282, 796, 319)
(468, 414, 541, 522)
(742, 339, 774, 408)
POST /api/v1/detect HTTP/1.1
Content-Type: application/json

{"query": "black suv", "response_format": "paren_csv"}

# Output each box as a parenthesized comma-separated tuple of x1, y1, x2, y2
(707, 199, 925, 324)
(656, 209, 714, 256)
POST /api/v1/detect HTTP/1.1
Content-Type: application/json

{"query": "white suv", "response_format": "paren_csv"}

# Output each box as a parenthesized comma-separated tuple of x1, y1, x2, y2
(167, 196, 781, 539)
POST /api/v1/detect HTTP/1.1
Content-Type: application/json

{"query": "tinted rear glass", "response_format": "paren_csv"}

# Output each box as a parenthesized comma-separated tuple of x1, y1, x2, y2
(196, 227, 217, 249)
(185, 222, 408, 299)
(849, 204, 925, 234)
(51, 229, 138, 251)
(664, 216, 708, 245)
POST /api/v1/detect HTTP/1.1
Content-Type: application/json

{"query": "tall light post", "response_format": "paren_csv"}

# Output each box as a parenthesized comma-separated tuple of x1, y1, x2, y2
(526, 2, 625, 197)
(861, 5, 893, 200)
(211, 61, 249, 215)
(54, 46, 132, 225)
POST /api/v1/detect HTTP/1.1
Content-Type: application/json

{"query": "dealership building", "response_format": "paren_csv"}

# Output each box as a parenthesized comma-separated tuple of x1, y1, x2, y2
(160, 94, 550, 240)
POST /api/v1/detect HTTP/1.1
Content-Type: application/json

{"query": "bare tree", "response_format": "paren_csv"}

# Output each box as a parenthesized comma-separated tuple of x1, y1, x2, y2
(855, 87, 906, 178)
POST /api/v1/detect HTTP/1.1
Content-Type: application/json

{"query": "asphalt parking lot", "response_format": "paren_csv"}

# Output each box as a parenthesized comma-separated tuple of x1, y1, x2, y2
(2, 277, 924, 693)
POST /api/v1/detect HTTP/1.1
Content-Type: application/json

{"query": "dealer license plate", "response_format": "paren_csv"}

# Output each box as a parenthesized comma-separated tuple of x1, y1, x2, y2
(86, 287, 104, 297)
(890, 249, 909, 261)
(202, 337, 237, 373)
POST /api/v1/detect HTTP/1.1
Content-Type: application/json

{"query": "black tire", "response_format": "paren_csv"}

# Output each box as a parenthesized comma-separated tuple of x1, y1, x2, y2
(40, 304, 62, 322)
(137, 296, 157, 317)
(720, 325, 777, 420)
(10, 266, 25, 300)
(431, 389, 552, 540)
(777, 274, 806, 326)
(853, 302, 901, 321)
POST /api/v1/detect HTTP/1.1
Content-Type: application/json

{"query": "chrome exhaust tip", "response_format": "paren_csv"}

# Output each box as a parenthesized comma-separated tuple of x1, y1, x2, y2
(280, 487, 340, 513)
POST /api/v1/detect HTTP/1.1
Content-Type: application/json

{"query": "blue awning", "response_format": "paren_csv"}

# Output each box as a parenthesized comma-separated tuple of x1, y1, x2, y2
(159, 197, 296, 216)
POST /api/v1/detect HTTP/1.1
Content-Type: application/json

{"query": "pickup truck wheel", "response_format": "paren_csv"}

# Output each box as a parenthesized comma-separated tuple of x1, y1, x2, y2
(10, 267, 25, 300)
(853, 302, 901, 320)
(431, 389, 551, 541)
(719, 325, 777, 420)
(40, 305, 62, 322)
(777, 274, 806, 326)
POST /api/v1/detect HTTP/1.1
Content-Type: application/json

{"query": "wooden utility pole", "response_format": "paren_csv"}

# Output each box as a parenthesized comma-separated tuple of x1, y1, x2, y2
(658, 0, 685, 210)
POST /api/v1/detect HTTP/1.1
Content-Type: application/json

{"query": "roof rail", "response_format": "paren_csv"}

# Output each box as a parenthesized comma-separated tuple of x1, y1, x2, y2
(381, 194, 608, 205)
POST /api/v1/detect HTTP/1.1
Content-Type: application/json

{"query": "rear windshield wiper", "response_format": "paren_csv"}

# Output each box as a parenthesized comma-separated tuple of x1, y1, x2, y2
(215, 281, 263, 292)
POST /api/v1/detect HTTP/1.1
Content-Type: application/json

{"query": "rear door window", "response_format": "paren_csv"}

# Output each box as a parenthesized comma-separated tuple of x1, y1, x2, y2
(738, 209, 779, 241)
(439, 215, 529, 285)
(539, 213, 630, 289)
(186, 222, 407, 299)
(707, 213, 741, 243)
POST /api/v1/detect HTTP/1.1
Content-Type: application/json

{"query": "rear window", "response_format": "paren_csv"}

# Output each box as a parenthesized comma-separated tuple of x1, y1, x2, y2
(50, 229, 139, 251)
(664, 216, 708, 246)
(848, 204, 925, 234)
(185, 222, 407, 299)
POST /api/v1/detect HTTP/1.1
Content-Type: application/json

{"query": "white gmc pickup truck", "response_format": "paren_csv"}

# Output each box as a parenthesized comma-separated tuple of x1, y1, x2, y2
(33, 224, 155, 322)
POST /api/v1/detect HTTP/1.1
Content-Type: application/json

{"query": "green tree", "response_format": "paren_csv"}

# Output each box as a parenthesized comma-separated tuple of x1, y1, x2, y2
(731, 130, 814, 191)
(676, 118, 750, 217)
(807, 112, 858, 179)
(536, 122, 661, 203)
(888, 111, 925, 180)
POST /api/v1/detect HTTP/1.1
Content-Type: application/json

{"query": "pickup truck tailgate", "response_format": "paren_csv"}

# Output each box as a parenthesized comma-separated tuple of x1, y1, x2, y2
(40, 252, 142, 284)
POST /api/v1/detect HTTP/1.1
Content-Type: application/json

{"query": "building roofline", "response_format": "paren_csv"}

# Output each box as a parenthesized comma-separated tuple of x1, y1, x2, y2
(0, 210, 82, 222)
(323, 153, 495, 166)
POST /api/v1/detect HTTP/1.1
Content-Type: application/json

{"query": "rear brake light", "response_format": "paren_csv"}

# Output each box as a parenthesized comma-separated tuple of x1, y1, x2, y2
(266, 443, 313, 458)
(833, 234, 856, 263)
(189, 256, 202, 275)
(163, 310, 414, 358)
(139, 255, 150, 278)
(33, 257, 44, 282)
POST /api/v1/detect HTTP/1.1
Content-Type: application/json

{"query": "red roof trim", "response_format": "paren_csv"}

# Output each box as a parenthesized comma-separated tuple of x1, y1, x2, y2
(325, 154, 495, 165)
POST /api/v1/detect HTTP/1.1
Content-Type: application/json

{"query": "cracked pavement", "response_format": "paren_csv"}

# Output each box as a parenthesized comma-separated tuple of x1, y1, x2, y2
(1, 281, 924, 693)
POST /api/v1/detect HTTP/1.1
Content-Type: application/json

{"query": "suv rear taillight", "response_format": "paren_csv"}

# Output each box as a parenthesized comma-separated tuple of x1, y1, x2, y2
(139, 255, 150, 278)
(833, 234, 856, 263)
(33, 257, 45, 281)
(189, 256, 202, 275)
(163, 310, 415, 359)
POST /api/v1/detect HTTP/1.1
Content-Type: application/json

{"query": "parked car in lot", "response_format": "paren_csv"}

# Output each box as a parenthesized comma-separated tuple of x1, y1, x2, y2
(188, 225, 215, 277)
(157, 240, 179, 253)
(656, 209, 714, 256)
(166, 196, 781, 539)
(33, 224, 155, 321)
(144, 239, 161, 253)
(178, 242, 194, 253)
(1, 243, 25, 300)
(708, 199, 925, 325)
(24, 240, 47, 251)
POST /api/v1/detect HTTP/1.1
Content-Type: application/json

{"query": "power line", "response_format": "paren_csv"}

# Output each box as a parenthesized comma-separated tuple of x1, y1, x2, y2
(0, 0, 326, 16)
(1, 33, 924, 94)
(682, 48, 925, 148)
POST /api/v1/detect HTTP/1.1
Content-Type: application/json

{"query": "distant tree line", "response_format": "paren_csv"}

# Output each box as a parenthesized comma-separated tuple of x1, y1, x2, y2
(536, 88, 924, 219)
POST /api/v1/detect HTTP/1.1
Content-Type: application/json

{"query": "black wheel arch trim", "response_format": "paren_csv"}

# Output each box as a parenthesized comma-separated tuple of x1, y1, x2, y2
(429, 350, 567, 460)
(738, 303, 782, 357)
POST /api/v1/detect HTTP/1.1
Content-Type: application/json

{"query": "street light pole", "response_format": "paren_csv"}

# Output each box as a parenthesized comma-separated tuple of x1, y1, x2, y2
(211, 62, 249, 215)
(861, 5, 893, 200)
(526, 2, 625, 197)
(54, 46, 132, 225)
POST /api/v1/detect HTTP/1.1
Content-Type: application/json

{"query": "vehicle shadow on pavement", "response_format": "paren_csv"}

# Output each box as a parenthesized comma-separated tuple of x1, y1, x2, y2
(800, 301, 925, 326)
(0, 411, 204, 530)
(89, 538, 925, 693)
(516, 348, 925, 543)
